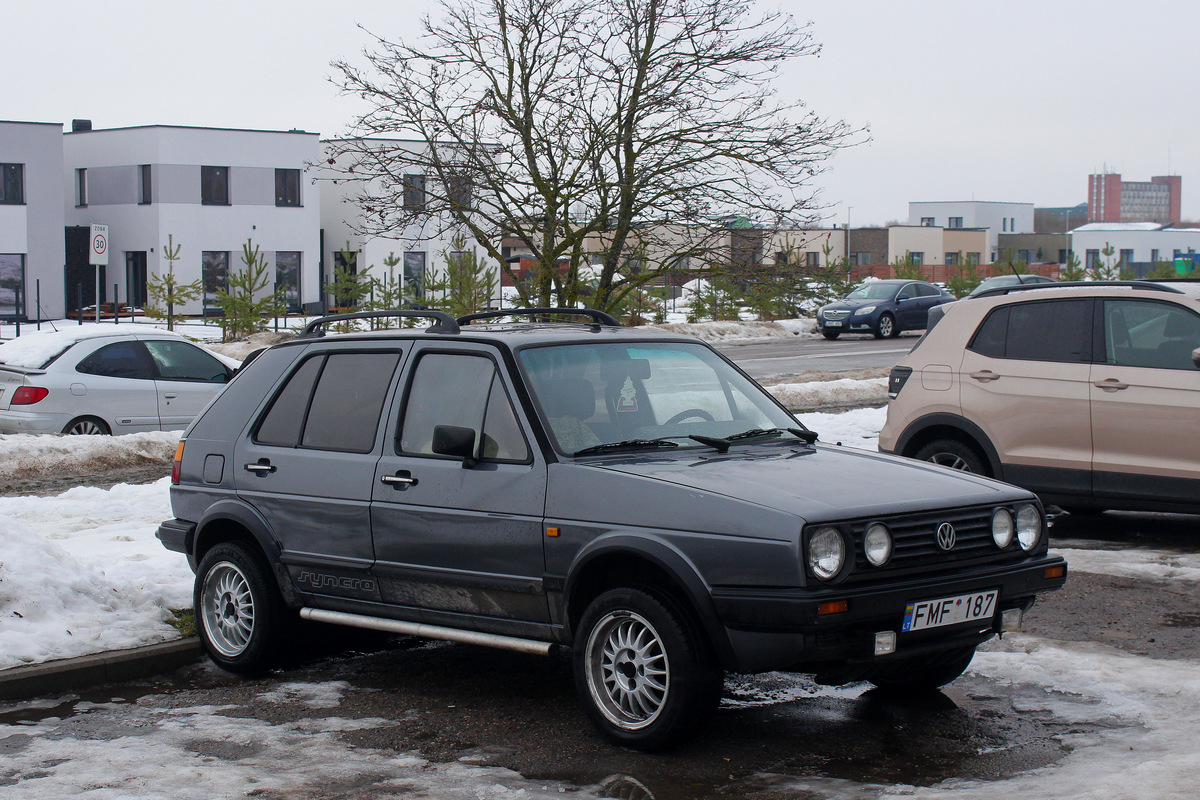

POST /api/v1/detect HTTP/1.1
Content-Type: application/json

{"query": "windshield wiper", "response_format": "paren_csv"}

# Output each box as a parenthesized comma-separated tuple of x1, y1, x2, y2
(725, 427, 818, 445)
(573, 438, 682, 457)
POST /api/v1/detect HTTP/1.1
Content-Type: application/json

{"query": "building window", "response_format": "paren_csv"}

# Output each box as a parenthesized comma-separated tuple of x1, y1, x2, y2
(1151, 249, 1160, 263)
(139, 164, 152, 205)
(1059, 249, 1069, 264)
(1018, 250, 1034, 264)
(446, 174, 471, 210)
(75, 168, 88, 207)
(402, 175, 426, 210)
(968, 252, 981, 265)
(202, 251, 229, 308)
(403, 252, 426, 297)
(945, 252, 961, 266)
(1002, 218, 1008, 232)
(201, 166, 229, 205)
(850, 252, 871, 265)
(920, 217, 935, 227)
(1086, 249, 1100, 268)
(774, 251, 789, 266)
(909, 252, 924, 265)
(275, 168, 301, 207)
(0, 164, 23, 204)
(1119, 249, 1134, 265)
(1, 253, 25, 317)
(948, 217, 963, 229)
(276, 251, 301, 311)
(805, 251, 821, 268)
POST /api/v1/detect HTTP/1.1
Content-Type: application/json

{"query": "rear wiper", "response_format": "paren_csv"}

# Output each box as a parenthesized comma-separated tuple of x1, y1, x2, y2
(573, 438, 682, 457)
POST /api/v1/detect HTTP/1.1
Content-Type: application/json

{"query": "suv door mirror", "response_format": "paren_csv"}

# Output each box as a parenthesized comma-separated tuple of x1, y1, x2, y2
(433, 424, 478, 468)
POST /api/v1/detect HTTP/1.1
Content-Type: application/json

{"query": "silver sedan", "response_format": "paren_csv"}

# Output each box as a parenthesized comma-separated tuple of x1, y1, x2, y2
(0, 327, 238, 435)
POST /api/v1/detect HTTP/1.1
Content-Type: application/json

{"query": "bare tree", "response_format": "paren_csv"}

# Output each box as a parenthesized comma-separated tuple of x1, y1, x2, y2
(331, 0, 861, 312)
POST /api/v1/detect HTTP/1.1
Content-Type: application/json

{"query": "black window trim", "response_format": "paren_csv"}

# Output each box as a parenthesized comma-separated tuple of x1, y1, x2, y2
(393, 346, 534, 466)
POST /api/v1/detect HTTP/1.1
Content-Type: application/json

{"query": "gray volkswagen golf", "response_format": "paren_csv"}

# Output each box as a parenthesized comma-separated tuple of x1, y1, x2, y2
(158, 309, 1066, 750)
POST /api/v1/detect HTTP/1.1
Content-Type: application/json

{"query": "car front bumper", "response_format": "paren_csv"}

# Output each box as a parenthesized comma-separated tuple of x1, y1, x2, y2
(711, 554, 1067, 674)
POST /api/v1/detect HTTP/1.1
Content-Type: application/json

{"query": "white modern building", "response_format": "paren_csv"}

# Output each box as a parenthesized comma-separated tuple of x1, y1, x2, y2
(1070, 222, 1200, 271)
(63, 123, 322, 315)
(908, 201, 1034, 261)
(0, 120, 66, 318)
(320, 138, 492, 306)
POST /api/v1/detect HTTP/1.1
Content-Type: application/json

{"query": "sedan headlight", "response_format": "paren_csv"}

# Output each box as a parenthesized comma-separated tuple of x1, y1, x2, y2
(1016, 504, 1042, 551)
(991, 508, 1015, 549)
(853, 305, 876, 316)
(864, 523, 892, 566)
(808, 527, 846, 580)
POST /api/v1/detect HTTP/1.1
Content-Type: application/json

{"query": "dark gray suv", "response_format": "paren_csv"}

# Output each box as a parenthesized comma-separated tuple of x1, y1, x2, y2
(158, 309, 1066, 750)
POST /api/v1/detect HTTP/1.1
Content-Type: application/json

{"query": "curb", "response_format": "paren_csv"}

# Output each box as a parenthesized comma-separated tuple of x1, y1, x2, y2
(0, 638, 204, 702)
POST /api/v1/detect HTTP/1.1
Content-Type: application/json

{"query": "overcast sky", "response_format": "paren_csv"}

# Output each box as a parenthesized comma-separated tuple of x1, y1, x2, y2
(6, 0, 1198, 226)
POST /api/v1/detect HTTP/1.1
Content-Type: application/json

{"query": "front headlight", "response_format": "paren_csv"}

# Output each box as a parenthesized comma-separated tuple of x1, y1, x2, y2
(808, 527, 846, 580)
(853, 305, 877, 316)
(1016, 504, 1041, 551)
(992, 508, 1015, 548)
(864, 523, 892, 566)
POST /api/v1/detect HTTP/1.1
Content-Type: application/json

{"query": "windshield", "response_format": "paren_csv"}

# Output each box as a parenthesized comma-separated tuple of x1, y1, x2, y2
(845, 283, 900, 301)
(519, 341, 800, 455)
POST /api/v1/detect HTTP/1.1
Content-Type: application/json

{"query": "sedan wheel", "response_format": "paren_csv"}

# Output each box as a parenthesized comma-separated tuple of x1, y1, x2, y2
(63, 417, 111, 436)
(874, 313, 897, 339)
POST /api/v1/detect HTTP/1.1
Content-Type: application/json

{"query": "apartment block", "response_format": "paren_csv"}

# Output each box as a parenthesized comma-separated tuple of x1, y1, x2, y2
(0, 121, 66, 318)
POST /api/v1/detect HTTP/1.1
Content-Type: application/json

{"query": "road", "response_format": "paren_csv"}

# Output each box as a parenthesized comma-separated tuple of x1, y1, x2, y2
(715, 332, 920, 378)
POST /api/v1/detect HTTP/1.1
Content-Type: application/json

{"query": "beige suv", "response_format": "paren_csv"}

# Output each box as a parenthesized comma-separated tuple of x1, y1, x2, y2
(879, 281, 1200, 513)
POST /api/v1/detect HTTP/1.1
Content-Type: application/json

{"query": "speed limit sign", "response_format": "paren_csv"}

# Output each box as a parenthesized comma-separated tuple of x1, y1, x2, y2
(90, 223, 109, 266)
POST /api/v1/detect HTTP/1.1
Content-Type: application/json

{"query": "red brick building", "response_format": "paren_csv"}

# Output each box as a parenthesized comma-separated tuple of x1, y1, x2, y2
(1088, 173, 1181, 224)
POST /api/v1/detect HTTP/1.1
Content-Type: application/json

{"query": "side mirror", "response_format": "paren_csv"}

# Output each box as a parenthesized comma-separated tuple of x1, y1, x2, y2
(433, 425, 477, 469)
(1192, 347, 1200, 370)
(898, 293, 912, 302)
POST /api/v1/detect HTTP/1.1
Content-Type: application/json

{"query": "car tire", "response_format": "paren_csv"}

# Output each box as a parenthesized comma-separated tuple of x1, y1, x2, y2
(821, 330, 841, 340)
(913, 438, 987, 475)
(874, 313, 897, 339)
(865, 645, 977, 691)
(194, 542, 287, 675)
(63, 416, 111, 436)
(574, 586, 721, 751)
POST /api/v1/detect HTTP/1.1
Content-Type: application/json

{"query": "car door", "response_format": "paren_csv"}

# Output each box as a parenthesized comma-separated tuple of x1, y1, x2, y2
(143, 339, 234, 429)
(894, 283, 933, 330)
(370, 345, 549, 626)
(958, 298, 1094, 498)
(72, 340, 161, 432)
(233, 345, 408, 601)
(1090, 298, 1200, 506)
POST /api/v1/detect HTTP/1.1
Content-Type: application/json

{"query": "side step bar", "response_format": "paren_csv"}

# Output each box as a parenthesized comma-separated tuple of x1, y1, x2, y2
(299, 608, 556, 657)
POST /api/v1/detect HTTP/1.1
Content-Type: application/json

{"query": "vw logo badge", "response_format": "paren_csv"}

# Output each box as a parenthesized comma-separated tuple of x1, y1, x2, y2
(936, 522, 956, 551)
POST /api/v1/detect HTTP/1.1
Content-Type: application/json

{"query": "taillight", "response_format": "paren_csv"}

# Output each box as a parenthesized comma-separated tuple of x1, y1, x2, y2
(171, 440, 185, 485)
(11, 386, 49, 405)
(888, 366, 913, 398)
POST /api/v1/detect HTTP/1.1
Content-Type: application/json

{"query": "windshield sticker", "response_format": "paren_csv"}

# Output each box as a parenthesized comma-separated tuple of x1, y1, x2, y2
(617, 377, 639, 412)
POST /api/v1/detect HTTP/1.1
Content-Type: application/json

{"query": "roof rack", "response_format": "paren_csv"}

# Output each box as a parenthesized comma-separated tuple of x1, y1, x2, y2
(970, 280, 1185, 299)
(456, 308, 622, 327)
(299, 309, 460, 338)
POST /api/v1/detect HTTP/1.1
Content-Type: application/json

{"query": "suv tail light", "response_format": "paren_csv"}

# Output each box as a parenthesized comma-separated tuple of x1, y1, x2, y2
(888, 366, 913, 398)
(11, 386, 49, 405)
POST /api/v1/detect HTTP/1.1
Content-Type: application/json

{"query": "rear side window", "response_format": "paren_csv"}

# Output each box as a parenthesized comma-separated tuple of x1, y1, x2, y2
(1104, 299, 1200, 370)
(76, 342, 153, 379)
(255, 351, 401, 453)
(969, 300, 1090, 363)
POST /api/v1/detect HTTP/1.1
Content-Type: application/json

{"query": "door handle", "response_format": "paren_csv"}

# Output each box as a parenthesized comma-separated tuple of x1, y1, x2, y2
(243, 460, 276, 475)
(164, 393, 178, 399)
(1093, 378, 1129, 391)
(969, 370, 1000, 383)
(381, 471, 418, 488)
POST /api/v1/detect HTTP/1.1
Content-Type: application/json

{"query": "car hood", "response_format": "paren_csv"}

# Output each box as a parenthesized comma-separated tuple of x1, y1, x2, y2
(821, 297, 885, 312)
(546, 443, 1028, 539)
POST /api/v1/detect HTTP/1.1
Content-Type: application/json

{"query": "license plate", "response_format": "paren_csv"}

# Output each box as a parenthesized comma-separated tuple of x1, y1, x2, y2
(902, 590, 997, 632)
(825, 320, 842, 328)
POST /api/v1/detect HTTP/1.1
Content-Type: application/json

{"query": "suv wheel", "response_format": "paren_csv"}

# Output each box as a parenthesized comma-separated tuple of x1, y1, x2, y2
(865, 645, 976, 691)
(913, 438, 986, 474)
(874, 313, 897, 339)
(574, 587, 721, 751)
(195, 542, 286, 674)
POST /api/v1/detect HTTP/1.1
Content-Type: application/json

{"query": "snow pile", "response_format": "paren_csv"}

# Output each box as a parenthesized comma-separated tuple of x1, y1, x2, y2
(206, 330, 297, 361)
(0, 431, 178, 481)
(646, 318, 818, 342)
(1052, 546, 1200, 582)
(0, 479, 191, 669)
(796, 405, 887, 449)
(770, 376, 889, 411)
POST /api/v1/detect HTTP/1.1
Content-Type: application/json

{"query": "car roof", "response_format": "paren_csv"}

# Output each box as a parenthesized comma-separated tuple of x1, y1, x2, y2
(0, 326, 191, 369)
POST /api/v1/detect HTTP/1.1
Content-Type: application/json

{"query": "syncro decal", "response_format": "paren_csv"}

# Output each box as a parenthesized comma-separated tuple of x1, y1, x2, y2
(295, 570, 378, 597)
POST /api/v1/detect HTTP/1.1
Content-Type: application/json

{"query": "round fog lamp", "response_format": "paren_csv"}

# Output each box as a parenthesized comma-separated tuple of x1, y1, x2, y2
(808, 527, 846, 581)
(992, 508, 1015, 549)
(864, 523, 892, 566)
(1016, 504, 1041, 551)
